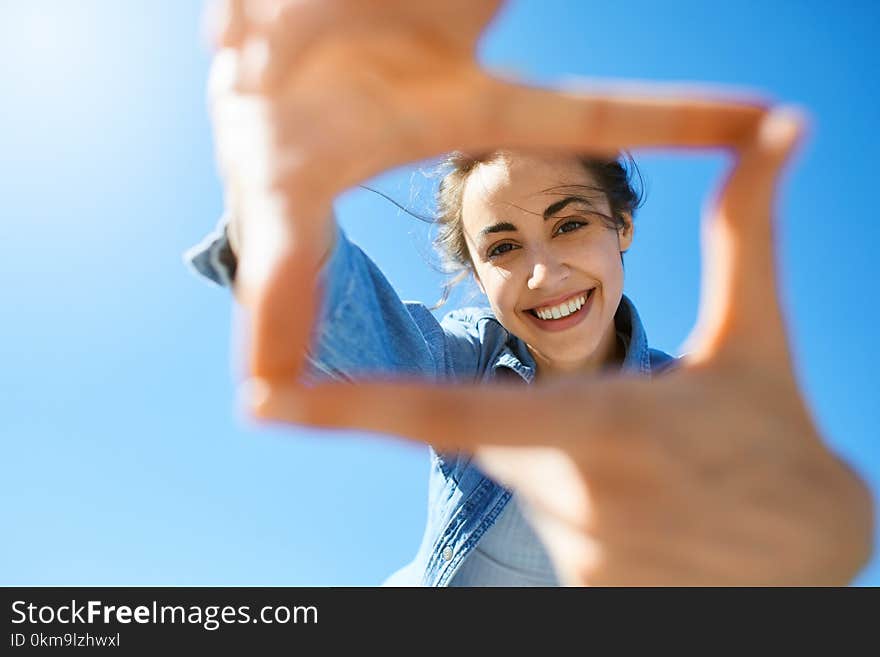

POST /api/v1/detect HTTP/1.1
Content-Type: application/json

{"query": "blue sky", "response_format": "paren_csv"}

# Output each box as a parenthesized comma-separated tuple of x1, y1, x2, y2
(1, 0, 877, 585)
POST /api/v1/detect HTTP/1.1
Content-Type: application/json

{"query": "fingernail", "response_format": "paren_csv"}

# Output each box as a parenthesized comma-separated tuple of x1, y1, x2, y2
(237, 377, 273, 418)
(764, 105, 810, 150)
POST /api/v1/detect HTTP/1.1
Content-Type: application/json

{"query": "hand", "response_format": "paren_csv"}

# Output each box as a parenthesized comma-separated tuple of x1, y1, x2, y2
(207, 0, 510, 380)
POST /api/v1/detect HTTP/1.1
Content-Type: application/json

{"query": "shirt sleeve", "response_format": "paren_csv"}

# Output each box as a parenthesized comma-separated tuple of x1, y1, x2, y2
(182, 213, 483, 383)
(182, 214, 237, 288)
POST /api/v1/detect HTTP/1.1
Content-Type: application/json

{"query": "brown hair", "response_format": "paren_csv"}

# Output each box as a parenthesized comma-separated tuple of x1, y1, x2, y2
(431, 150, 645, 307)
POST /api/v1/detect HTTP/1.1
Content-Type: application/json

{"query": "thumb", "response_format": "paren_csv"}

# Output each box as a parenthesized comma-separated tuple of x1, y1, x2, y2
(230, 196, 328, 383)
(237, 377, 612, 451)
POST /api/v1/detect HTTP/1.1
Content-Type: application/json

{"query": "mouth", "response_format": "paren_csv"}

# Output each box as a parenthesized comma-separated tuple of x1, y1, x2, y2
(523, 288, 596, 332)
(527, 288, 595, 319)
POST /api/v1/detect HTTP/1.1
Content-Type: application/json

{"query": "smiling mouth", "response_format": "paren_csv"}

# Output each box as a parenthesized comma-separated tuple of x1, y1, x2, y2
(527, 288, 595, 320)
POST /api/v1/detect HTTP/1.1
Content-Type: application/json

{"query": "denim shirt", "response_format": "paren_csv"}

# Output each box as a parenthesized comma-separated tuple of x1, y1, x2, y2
(183, 215, 677, 586)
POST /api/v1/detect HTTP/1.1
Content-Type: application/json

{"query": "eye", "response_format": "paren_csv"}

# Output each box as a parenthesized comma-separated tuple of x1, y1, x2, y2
(487, 242, 518, 259)
(555, 219, 588, 235)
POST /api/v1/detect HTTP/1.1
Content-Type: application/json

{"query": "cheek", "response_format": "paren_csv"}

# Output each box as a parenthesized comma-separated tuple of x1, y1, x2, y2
(478, 265, 521, 313)
(569, 234, 624, 284)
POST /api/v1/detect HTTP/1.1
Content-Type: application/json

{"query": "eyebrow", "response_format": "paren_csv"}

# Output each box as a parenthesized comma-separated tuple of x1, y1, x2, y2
(478, 196, 595, 239)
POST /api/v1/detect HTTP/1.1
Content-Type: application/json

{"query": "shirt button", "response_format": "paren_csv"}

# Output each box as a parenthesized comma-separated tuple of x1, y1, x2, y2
(442, 547, 453, 561)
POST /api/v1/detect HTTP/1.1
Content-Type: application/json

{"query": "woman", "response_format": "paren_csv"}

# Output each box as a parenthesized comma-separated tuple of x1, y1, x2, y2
(185, 0, 872, 585)
(187, 147, 672, 585)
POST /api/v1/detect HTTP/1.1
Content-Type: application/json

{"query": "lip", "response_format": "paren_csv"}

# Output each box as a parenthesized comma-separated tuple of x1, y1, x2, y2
(526, 288, 593, 312)
(522, 288, 596, 333)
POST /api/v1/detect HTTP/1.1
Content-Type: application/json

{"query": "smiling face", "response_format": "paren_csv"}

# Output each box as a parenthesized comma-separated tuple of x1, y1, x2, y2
(460, 151, 633, 377)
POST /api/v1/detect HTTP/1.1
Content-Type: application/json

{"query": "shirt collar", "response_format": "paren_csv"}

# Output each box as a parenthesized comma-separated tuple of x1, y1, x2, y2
(493, 294, 653, 382)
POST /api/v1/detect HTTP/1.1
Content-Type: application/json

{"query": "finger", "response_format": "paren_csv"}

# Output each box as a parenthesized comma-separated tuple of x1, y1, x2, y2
(205, 0, 248, 49)
(207, 42, 265, 100)
(223, 0, 329, 92)
(207, 49, 232, 111)
(205, 2, 279, 93)
(243, 0, 506, 92)
(239, 377, 613, 451)
(482, 78, 770, 155)
(258, 2, 330, 90)
(234, 36, 273, 93)
(684, 107, 807, 367)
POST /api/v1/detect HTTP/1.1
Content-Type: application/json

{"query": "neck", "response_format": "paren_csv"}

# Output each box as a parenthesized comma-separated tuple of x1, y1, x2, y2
(532, 319, 624, 384)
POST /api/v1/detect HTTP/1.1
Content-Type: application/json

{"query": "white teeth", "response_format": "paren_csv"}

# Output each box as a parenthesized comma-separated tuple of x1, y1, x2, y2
(533, 290, 591, 321)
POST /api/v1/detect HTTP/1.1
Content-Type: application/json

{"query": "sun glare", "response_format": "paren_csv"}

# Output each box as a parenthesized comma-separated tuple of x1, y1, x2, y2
(0, 1, 100, 96)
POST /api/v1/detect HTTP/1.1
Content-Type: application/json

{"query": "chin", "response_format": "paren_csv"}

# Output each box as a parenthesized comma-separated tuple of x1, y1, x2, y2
(529, 332, 602, 367)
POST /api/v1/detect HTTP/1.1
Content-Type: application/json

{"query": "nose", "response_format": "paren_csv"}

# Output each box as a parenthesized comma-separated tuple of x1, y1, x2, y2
(527, 252, 570, 290)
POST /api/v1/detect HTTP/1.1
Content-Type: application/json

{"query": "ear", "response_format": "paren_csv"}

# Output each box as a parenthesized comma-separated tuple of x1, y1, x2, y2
(617, 212, 634, 253)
